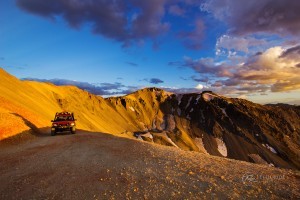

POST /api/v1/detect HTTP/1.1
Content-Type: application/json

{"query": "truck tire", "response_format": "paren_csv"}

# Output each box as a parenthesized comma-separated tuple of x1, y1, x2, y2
(51, 130, 56, 136)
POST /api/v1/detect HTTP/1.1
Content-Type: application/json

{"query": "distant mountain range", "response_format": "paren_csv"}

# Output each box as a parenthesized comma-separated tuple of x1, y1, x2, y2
(0, 68, 299, 169)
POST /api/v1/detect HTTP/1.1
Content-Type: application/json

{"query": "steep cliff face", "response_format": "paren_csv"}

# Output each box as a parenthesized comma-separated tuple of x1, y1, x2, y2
(0, 68, 299, 169)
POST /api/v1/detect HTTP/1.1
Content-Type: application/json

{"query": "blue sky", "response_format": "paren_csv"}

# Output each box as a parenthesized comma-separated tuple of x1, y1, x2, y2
(1, 0, 300, 104)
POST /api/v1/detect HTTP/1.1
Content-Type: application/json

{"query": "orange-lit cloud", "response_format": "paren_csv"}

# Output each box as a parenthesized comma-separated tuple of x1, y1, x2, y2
(172, 45, 300, 95)
(236, 46, 300, 92)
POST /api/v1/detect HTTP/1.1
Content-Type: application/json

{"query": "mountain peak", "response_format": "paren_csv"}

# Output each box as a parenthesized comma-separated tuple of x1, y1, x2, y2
(136, 87, 168, 94)
(142, 87, 164, 91)
(125, 87, 173, 97)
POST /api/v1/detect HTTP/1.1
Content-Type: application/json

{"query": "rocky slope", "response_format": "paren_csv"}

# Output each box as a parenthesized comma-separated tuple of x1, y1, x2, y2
(0, 68, 299, 169)
(107, 89, 300, 169)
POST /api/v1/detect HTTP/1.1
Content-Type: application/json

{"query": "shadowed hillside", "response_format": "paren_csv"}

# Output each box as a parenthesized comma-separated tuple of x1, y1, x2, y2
(0, 68, 299, 169)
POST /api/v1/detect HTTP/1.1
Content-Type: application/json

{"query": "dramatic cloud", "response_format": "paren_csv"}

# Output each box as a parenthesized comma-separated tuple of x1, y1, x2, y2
(16, 0, 170, 46)
(14, 0, 300, 53)
(22, 78, 138, 96)
(202, 0, 300, 36)
(236, 46, 300, 92)
(279, 45, 300, 59)
(271, 78, 300, 92)
(16, 0, 208, 49)
(172, 45, 300, 94)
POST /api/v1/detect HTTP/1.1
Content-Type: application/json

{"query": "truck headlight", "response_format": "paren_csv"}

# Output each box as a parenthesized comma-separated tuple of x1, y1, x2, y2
(70, 123, 75, 126)
(53, 123, 58, 127)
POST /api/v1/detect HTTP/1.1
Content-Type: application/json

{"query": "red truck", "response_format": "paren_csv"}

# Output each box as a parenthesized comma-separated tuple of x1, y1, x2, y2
(51, 112, 76, 136)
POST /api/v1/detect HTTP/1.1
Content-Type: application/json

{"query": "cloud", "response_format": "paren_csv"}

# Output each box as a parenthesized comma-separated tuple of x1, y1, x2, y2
(195, 84, 204, 90)
(271, 78, 300, 92)
(191, 76, 209, 83)
(14, 0, 231, 51)
(16, 0, 170, 47)
(150, 78, 164, 84)
(178, 56, 234, 77)
(172, 45, 300, 94)
(211, 81, 222, 87)
(159, 86, 202, 94)
(232, 46, 300, 92)
(129, 0, 170, 41)
(279, 45, 300, 59)
(216, 35, 268, 54)
(169, 5, 185, 16)
(179, 18, 205, 50)
(22, 78, 138, 96)
(93, 82, 124, 91)
(202, 0, 300, 36)
(142, 78, 164, 84)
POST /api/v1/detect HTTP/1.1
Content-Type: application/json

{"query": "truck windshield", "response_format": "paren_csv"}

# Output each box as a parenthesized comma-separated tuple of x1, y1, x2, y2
(54, 116, 73, 121)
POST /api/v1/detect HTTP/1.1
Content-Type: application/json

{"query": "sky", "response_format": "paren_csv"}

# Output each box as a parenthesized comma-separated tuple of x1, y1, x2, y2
(0, 0, 300, 104)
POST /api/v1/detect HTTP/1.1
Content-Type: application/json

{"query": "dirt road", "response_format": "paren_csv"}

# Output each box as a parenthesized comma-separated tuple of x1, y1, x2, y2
(0, 130, 299, 199)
